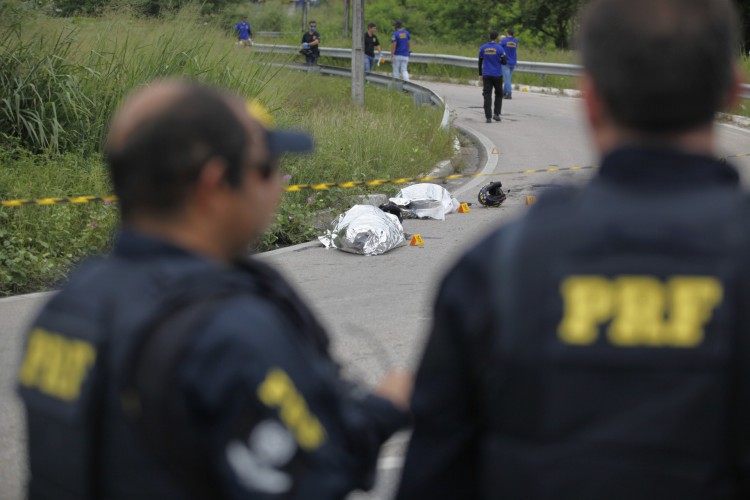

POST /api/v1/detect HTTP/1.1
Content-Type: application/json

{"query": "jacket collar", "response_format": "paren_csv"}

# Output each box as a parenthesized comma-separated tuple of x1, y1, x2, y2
(113, 229, 201, 260)
(597, 146, 739, 187)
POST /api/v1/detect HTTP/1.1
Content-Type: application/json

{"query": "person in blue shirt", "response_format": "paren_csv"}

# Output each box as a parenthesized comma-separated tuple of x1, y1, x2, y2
(390, 20, 411, 81)
(500, 28, 519, 98)
(477, 30, 507, 123)
(235, 16, 253, 47)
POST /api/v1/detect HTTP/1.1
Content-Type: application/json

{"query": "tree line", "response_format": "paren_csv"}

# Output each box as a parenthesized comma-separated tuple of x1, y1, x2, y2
(42, 0, 750, 52)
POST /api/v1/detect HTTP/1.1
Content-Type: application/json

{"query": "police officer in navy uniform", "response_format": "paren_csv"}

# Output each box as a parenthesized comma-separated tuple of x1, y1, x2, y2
(478, 31, 506, 123)
(17, 81, 412, 500)
(301, 20, 321, 66)
(397, 0, 745, 498)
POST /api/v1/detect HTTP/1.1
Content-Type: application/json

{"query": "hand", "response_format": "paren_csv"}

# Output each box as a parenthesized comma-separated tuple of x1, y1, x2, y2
(375, 369, 413, 411)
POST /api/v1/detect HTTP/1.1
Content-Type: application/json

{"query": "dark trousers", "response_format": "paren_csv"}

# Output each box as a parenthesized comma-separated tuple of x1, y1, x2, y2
(305, 52, 319, 65)
(482, 75, 504, 118)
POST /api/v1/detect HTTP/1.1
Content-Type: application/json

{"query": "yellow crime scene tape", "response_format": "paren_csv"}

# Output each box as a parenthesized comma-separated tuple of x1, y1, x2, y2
(2, 153, 750, 209)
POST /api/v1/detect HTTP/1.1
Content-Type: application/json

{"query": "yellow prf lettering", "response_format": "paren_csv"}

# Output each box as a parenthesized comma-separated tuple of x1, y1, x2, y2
(19, 328, 96, 401)
(558, 276, 613, 345)
(608, 276, 665, 346)
(257, 368, 326, 450)
(665, 276, 723, 347)
(558, 275, 723, 348)
(257, 368, 291, 406)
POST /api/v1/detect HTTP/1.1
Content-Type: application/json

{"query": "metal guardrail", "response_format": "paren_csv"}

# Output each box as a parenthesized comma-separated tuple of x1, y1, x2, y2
(255, 44, 750, 100)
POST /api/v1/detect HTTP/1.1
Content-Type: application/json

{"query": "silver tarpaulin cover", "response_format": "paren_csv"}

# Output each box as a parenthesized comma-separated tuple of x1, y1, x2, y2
(389, 183, 460, 220)
(319, 205, 406, 256)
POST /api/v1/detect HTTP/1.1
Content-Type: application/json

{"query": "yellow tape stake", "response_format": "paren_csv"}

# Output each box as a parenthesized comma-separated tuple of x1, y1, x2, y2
(458, 203, 471, 213)
(409, 234, 424, 247)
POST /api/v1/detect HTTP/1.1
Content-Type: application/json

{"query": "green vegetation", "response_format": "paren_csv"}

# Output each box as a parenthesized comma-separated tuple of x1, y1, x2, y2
(0, 3, 454, 295)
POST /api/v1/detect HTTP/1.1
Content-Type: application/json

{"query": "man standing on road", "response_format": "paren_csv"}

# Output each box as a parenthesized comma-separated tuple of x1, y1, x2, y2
(17, 81, 412, 499)
(235, 15, 253, 47)
(398, 0, 745, 498)
(500, 28, 518, 98)
(390, 20, 411, 81)
(478, 30, 506, 123)
(364, 23, 382, 74)
(301, 20, 321, 66)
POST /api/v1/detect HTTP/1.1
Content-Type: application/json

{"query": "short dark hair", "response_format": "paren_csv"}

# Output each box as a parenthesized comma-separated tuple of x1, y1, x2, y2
(368, 23, 376, 29)
(506, 28, 514, 36)
(489, 30, 499, 41)
(579, 0, 739, 133)
(393, 20, 403, 29)
(309, 20, 316, 25)
(107, 85, 249, 219)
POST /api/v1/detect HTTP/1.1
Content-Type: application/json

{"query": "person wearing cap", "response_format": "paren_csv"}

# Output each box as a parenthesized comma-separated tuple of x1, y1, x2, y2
(17, 80, 412, 499)
(390, 20, 411, 81)
(398, 0, 745, 498)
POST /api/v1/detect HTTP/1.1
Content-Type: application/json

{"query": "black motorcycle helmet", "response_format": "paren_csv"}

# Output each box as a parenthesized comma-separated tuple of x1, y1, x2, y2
(478, 181, 506, 207)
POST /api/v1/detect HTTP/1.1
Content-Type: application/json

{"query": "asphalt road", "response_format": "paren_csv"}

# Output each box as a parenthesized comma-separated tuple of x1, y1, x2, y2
(1, 81, 749, 500)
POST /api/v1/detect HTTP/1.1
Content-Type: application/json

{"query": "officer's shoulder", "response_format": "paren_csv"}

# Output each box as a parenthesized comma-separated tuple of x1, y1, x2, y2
(55, 255, 120, 294)
(444, 221, 522, 285)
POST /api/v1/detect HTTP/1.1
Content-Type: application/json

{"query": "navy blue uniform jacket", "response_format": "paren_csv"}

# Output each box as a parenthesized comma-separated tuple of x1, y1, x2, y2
(19, 230, 408, 500)
(398, 147, 750, 499)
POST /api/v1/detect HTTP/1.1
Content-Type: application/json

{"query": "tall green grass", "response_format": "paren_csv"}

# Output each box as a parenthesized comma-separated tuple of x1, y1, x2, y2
(1, 7, 279, 154)
(0, 4, 454, 295)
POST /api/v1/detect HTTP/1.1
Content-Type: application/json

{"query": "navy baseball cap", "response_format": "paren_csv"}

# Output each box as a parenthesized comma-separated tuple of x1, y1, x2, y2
(247, 99, 314, 154)
(267, 129, 314, 155)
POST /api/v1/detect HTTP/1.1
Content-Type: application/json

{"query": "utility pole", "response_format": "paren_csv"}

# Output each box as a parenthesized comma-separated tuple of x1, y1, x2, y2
(351, 0, 364, 105)
(302, 0, 310, 33)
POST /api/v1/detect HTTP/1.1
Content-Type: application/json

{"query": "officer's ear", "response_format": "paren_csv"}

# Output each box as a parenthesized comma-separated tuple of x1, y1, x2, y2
(581, 74, 604, 129)
(194, 158, 231, 207)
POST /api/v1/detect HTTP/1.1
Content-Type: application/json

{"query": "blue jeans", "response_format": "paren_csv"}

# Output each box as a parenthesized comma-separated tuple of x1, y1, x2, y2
(502, 64, 515, 95)
(365, 55, 375, 73)
(393, 55, 410, 81)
